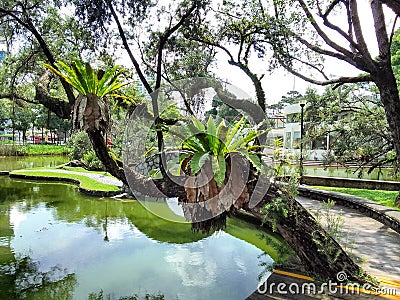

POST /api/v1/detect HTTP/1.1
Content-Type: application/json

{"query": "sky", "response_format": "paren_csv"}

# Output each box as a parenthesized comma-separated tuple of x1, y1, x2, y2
(208, 0, 398, 106)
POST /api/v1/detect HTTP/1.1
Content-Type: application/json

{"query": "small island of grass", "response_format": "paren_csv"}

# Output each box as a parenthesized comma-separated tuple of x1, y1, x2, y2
(10, 167, 121, 193)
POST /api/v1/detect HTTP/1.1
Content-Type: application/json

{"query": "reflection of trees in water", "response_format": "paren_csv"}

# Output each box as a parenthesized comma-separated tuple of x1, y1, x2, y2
(0, 256, 76, 299)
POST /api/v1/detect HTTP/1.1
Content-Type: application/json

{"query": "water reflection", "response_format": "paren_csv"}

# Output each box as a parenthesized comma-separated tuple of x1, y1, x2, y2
(0, 155, 69, 171)
(0, 253, 77, 299)
(0, 177, 274, 299)
(165, 244, 217, 287)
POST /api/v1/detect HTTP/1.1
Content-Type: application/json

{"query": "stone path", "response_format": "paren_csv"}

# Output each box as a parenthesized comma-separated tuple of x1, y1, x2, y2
(296, 195, 400, 282)
(14, 169, 123, 187)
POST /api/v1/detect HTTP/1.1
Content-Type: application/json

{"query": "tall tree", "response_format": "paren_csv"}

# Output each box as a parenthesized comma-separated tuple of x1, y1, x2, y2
(268, 0, 400, 167)
(11, 103, 35, 143)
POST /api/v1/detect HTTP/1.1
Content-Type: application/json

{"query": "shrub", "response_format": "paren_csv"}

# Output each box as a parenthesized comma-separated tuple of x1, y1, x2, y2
(0, 143, 17, 156)
(67, 131, 104, 170)
(83, 150, 104, 171)
(67, 131, 92, 160)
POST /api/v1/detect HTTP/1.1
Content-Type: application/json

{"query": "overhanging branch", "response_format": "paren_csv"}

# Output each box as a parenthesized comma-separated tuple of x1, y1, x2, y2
(280, 60, 372, 87)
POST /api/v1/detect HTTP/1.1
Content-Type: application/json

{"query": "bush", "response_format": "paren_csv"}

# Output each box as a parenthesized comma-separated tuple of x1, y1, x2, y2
(67, 131, 92, 160)
(67, 131, 104, 170)
(0, 143, 17, 156)
(83, 150, 104, 171)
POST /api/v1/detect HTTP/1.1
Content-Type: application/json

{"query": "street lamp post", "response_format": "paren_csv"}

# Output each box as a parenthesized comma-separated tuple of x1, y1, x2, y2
(299, 102, 305, 183)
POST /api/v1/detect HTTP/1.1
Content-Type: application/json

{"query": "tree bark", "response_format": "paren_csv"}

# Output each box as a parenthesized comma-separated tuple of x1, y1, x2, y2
(86, 129, 126, 184)
(372, 65, 400, 168)
(35, 71, 72, 119)
(382, 0, 400, 15)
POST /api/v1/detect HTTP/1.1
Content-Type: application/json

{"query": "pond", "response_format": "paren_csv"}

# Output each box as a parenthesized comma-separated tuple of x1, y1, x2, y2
(0, 176, 277, 299)
(0, 156, 69, 171)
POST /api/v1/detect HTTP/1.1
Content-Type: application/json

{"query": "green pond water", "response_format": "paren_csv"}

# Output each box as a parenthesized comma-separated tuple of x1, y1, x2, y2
(0, 176, 276, 300)
(0, 156, 69, 171)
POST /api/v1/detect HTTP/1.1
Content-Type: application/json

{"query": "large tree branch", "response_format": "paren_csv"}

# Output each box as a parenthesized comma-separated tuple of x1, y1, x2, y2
(228, 60, 266, 112)
(289, 54, 329, 80)
(104, 0, 153, 95)
(156, 1, 198, 90)
(317, 0, 360, 52)
(382, 0, 400, 15)
(293, 34, 361, 69)
(35, 71, 71, 119)
(296, 0, 354, 58)
(279, 59, 372, 87)
(349, 0, 373, 61)
(371, 0, 391, 62)
(191, 36, 235, 61)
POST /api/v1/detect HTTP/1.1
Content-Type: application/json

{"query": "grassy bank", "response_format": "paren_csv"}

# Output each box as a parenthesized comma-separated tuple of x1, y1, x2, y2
(0, 143, 70, 156)
(10, 168, 119, 192)
(312, 186, 399, 210)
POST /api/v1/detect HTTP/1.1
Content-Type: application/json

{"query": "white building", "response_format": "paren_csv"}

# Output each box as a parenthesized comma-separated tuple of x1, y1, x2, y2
(266, 102, 330, 161)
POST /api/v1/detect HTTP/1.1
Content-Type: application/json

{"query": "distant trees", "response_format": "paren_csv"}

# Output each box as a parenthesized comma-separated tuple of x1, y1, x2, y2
(304, 84, 393, 171)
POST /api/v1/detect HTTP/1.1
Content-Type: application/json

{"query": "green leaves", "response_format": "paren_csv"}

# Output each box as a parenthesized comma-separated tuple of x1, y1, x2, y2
(190, 151, 209, 175)
(43, 59, 128, 97)
(174, 115, 267, 187)
(211, 155, 227, 187)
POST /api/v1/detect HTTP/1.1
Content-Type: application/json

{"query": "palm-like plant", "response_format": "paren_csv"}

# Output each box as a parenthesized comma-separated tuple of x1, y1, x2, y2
(44, 59, 128, 133)
(168, 116, 268, 232)
(175, 115, 265, 186)
(170, 116, 268, 232)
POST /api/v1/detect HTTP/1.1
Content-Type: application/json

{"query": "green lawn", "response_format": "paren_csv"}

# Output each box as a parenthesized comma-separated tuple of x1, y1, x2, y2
(312, 186, 399, 210)
(11, 169, 120, 192)
(55, 165, 116, 178)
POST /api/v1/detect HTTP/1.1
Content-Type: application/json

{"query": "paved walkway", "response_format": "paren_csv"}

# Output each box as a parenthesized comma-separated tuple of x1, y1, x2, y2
(13, 169, 123, 187)
(296, 196, 400, 281)
(248, 196, 400, 299)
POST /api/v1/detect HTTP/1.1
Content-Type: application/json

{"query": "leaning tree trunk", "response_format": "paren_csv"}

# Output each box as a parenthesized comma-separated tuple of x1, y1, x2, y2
(86, 129, 127, 184)
(177, 154, 369, 283)
(84, 131, 370, 283)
